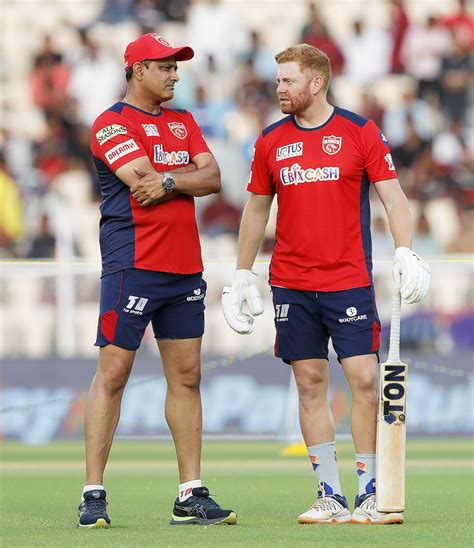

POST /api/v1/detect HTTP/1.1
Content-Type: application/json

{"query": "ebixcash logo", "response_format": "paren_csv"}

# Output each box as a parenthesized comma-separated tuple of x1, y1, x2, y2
(338, 306, 367, 323)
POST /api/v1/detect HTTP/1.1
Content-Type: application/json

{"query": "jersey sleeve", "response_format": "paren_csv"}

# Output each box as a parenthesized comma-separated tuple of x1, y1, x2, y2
(247, 132, 275, 194)
(90, 112, 147, 171)
(186, 112, 211, 159)
(361, 119, 398, 183)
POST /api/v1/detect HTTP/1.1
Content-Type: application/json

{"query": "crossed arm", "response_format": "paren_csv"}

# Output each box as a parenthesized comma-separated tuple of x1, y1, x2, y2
(115, 152, 221, 207)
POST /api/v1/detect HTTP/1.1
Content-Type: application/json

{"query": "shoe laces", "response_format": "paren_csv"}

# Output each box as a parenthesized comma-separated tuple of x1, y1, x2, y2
(82, 497, 107, 515)
(189, 493, 219, 509)
(361, 494, 377, 511)
(310, 496, 341, 513)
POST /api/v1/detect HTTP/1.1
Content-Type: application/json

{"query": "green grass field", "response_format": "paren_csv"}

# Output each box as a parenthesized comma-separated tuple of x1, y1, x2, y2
(1, 439, 473, 547)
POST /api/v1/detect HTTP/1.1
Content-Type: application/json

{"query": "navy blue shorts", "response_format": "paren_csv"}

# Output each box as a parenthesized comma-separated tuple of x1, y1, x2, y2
(272, 286, 381, 364)
(95, 269, 206, 350)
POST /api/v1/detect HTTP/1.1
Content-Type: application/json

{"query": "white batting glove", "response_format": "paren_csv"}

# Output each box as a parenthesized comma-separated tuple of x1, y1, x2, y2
(221, 269, 264, 334)
(393, 247, 431, 304)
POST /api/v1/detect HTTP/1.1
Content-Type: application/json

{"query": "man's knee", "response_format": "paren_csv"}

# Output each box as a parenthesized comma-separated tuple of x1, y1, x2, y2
(97, 356, 132, 396)
(352, 368, 377, 401)
(294, 368, 327, 404)
(170, 360, 201, 391)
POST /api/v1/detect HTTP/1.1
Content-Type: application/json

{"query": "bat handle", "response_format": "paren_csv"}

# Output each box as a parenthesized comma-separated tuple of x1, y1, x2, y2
(387, 284, 401, 362)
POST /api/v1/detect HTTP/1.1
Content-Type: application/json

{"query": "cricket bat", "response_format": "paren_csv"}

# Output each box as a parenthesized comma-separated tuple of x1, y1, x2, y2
(376, 284, 407, 513)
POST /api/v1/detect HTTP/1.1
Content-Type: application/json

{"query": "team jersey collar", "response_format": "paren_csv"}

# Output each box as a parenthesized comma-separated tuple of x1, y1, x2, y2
(290, 106, 337, 132)
(119, 101, 164, 117)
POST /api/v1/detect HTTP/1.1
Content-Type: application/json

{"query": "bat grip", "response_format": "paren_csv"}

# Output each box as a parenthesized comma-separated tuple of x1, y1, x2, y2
(387, 284, 401, 362)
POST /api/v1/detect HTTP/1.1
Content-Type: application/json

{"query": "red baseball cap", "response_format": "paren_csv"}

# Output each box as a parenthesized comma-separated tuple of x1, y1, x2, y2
(124, 33, 194, 71)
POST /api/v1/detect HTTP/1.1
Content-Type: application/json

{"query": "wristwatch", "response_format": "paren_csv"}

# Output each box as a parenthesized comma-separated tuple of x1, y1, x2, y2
(162, 172, 176, 194)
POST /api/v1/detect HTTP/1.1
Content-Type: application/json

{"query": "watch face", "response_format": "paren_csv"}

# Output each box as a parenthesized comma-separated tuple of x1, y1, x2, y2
(163, 173, 176, 193)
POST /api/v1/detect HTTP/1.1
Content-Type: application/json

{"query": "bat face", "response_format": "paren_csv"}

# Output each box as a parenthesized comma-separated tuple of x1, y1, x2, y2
(376, 358, 408, 512)
(380, 360, 407, 425)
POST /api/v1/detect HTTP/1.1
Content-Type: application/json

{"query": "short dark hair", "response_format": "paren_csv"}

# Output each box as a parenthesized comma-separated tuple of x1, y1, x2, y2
(125, 59, 152, 81)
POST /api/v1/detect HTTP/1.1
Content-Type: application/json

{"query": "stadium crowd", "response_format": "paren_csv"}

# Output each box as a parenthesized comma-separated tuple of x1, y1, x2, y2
(1, 0, 473, 259)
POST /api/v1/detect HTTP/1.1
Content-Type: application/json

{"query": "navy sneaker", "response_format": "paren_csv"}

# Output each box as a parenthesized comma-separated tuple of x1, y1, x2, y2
(170, 486, 237, 525)
(77, 489, 111, 528)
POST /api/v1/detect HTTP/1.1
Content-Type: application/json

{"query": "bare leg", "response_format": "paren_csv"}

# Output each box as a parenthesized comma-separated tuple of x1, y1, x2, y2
(85, 345, 135, 485)
(341, 354, 378, 453)
(292, 359, 334, 446)
(158, 337, 202, 483)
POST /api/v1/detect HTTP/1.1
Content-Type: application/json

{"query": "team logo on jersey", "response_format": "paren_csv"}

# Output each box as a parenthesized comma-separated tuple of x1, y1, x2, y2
(280, 163, 339, 185)
(168, 122, 187, 139)
(142, 124, 160, 137)
(322, 135, 342, 155)
(151, 34, 172, 47)
(105, 139, 139, 165)
(153, 145, 189, 166)
(276, 142, 303, 161)
(96, 124, 127, 145)
(384, 153, 395, 171)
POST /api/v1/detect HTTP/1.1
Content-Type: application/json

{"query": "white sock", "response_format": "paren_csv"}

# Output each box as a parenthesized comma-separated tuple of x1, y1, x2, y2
(82, 484, 105, 500)
(356, 454, 376, 496)
(178, 479, 202, 502)
(307, 441, 343, 497)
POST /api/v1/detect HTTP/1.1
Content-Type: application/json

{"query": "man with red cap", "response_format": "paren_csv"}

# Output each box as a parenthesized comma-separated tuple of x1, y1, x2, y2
(77, 33, 236, 528)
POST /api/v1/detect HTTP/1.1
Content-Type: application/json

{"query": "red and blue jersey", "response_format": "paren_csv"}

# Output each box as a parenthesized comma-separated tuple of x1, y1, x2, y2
(90, 102, 210, 276)
(248, 106, 397, 292)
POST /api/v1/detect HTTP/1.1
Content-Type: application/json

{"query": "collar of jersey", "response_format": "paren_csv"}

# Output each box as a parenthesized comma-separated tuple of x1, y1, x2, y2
(119, 101, 164, 117)
(290, 106, 337, 131)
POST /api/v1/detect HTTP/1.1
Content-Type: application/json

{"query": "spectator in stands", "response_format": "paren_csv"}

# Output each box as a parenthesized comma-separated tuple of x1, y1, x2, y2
(186, 0, 249, 73)
(144, 0, 189, 22)
(392, 115, 431, 170)
(34, 114, 74, 185)
(29, 35, 71, 118)
(359, 92, 385, 128)
(303, 15, 345, 75)
(67, 31, 124, 127)
(27, 213, 56, 258)
(371, 216, 393, 258)
(133, 0, 166, 33)
(300, 2, 321, 42)
(190, 84, 231, 139)
(445, 209, 474, 253)
(439, 30, 471, 123)
(0, 152, 23, 257)
(389, 0, 410, 73)
(240, 57, 274, 107)
(401, 16, 452, 103)
(343, 19, 391, 85)
(200, 190, 242, 237)
(243, 30, 277, 84)
(432, 119, 467, 170)
(413, 212, 442, 256)
(224, 92, 266, 164)
(96, 0, 134, 23)
(383, 86, 438, 147)
(437, 0, 474, 51)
